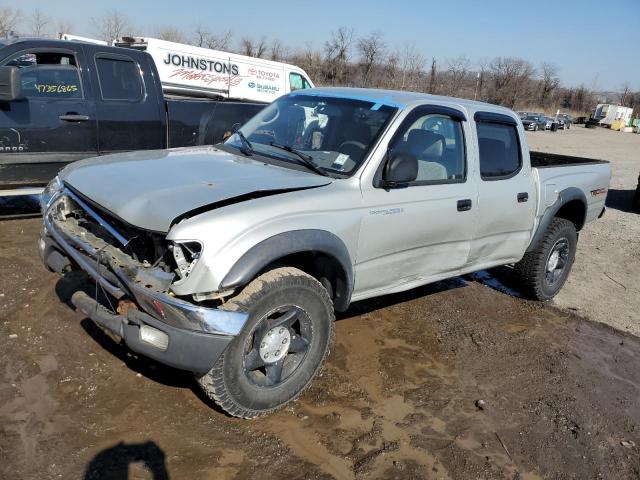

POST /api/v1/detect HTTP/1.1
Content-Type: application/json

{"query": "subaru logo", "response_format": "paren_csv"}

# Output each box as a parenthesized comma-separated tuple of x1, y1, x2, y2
(248, 82, 255, 88)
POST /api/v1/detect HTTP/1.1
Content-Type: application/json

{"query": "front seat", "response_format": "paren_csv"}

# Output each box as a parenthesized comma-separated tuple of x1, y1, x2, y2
(405, 129, 447, 180)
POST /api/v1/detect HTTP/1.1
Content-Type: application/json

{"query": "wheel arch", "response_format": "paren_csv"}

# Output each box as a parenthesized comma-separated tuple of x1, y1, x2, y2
(527, 187, 587, 253)
(220, 229, 354, 311)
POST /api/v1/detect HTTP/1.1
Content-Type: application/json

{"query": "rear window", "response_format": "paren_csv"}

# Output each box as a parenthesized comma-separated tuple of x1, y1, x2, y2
(477, 122, 521, 179)
(95, 55, 143, 101)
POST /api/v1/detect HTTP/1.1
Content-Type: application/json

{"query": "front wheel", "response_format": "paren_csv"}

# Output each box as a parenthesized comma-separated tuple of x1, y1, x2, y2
(197, 267, 335, 418)
(515, 218, 577, 300)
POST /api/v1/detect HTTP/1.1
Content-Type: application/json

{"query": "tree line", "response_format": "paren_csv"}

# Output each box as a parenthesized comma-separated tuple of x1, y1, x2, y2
(2, 7, 639, 116)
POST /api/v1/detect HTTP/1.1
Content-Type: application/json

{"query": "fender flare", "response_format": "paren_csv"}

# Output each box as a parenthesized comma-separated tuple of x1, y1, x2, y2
(220, 229, 354, 311)
(526, 187, 587, 253)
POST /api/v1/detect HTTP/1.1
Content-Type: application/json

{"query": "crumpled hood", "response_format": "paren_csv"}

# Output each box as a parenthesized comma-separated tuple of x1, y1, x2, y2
(61, 146, 332, 232)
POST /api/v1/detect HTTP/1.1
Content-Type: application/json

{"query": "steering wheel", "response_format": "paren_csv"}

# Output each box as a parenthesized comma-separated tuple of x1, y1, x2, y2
(337, 141, 366, 156)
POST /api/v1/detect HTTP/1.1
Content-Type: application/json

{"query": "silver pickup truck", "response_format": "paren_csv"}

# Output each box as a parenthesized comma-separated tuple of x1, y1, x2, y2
(39, 88, 610, 418)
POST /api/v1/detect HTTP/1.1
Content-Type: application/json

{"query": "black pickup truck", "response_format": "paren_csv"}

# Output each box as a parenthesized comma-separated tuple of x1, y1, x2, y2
(0, 38, 264, 192)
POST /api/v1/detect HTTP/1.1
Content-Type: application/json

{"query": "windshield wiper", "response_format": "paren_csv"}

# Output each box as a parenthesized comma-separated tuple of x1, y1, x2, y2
(232, 126, 253, 156)
(269, 142, 329, 177)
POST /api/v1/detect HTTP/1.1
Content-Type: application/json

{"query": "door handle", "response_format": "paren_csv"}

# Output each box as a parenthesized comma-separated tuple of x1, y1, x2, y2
(517, 192, 529, 203)
(457, 199, 472, 212)
(59, 113, 90, 122)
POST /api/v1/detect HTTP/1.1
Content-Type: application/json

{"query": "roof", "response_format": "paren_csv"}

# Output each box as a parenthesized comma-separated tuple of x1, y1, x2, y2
(0, 37, 109, 47)
(295, 87, 515, 117)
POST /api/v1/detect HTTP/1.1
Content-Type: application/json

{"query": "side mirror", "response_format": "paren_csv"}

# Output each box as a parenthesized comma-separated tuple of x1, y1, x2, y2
(0, 66, 22, 102)
(381, 152, 418, 187)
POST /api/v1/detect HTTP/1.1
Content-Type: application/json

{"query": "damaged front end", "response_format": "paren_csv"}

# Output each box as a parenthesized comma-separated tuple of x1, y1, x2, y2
(39, 184, 248, 373)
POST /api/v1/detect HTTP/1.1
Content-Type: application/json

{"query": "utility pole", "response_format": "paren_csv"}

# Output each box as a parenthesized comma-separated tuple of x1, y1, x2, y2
(474, 71, 480, 101)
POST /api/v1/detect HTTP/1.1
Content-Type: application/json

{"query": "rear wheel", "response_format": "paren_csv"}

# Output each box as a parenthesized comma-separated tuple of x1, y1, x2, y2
(197, 267, 334, 418)
(515, 218, 577, 300)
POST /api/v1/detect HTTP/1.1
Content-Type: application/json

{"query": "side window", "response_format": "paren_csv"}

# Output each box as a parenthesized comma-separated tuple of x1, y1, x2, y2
(289, 72, 311, 91)
(391, 113, 466, 183)
(20, 66, 82, 99)
(95, 55, 143, 101)
(477, 122, 521, 179)
(2, 50, 82, 100)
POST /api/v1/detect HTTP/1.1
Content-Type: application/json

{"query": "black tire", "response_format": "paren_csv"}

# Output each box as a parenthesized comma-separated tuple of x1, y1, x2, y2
(515, 218, 577, 300)
(633, 184, 640, 212)
(197, 267, 335, 418)
(533, 124, 538, 131)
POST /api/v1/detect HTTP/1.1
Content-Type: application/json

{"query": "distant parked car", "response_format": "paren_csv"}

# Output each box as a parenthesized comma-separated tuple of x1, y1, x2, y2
(585, 117, 600, 128)
(544, 117, 558, 131)
(557, 113, 572, 129)
(521, 114, 547, 131)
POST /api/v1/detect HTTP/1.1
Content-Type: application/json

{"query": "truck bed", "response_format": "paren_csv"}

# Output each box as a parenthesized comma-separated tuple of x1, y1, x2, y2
(530, 151, 609, 168)
(531, 151, 610, 226)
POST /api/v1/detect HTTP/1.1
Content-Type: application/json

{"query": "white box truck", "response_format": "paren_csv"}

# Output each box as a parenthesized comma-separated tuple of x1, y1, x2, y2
(114, 36, 314, 102)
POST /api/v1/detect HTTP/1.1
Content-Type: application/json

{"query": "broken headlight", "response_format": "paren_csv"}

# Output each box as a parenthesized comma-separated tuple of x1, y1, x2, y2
(170, 241, 203, 282)
(40, 175, 63, 211)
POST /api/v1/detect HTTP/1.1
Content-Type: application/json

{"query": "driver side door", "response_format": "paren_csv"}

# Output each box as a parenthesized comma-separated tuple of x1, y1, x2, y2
(355, 106, 478, 296)
(0, 46, 97, 188)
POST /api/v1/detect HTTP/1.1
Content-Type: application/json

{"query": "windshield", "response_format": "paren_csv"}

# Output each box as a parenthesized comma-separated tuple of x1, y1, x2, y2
(225, 94, 397, 176)
(525, 115, 540, 121)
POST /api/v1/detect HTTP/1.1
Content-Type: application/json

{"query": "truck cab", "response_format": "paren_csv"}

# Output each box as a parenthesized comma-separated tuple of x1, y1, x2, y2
(0, 38, 165, 190)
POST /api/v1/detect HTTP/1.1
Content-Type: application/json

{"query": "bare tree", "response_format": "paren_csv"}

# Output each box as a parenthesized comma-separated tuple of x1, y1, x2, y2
(28, 8, 50, 37)
(269, 38, 285, 61)
(240, 36, 267, 58)
(619, 83, 631, 107)
(0, 7, 22, 37)
(399, 43, 425, 91)
(357, 31, 385, 87)
(193, 25, 233, 50)
(428, 58, 438, 94)
(446, 56, 471, 96)
(155, 25, 186, 43)
(291, 41, 324, 83)
(487, 56, 535, 108)
(92, 9, 131, 44)
(538, 62, 560, 108)
(383, 49, 400, 89)
(475, 58, 491, 101)
(324, 27, 353, 85)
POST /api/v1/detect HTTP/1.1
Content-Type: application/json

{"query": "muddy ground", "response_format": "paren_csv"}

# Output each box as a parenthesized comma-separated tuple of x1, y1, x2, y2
(2, 125, 640, 479)
(1, 215, 640, 479)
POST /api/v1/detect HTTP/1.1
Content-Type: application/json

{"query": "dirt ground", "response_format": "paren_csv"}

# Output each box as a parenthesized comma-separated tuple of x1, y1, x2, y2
(1, 126, 639, 479)
(525, 126, 640, 336)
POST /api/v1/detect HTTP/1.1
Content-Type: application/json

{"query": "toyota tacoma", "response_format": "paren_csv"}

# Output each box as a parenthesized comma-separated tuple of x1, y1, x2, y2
(40, 88, 611, 418)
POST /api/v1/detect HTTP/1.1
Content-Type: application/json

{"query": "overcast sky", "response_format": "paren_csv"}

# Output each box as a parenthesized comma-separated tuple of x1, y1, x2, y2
(9, 0, 640, 91)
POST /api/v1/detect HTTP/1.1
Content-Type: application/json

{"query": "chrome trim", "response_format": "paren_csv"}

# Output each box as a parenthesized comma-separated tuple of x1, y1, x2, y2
(65, 188, 130, 247)
(43, 199, 248, 337)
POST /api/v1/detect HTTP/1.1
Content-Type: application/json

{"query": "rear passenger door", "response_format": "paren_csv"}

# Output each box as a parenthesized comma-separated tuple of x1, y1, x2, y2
(468, 112, 536, 266)
(0, 46, 97, 187)
(91, 52, 164, 154)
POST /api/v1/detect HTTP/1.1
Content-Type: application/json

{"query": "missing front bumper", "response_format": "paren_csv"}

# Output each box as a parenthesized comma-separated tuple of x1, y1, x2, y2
(40, 189, 249, 372)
